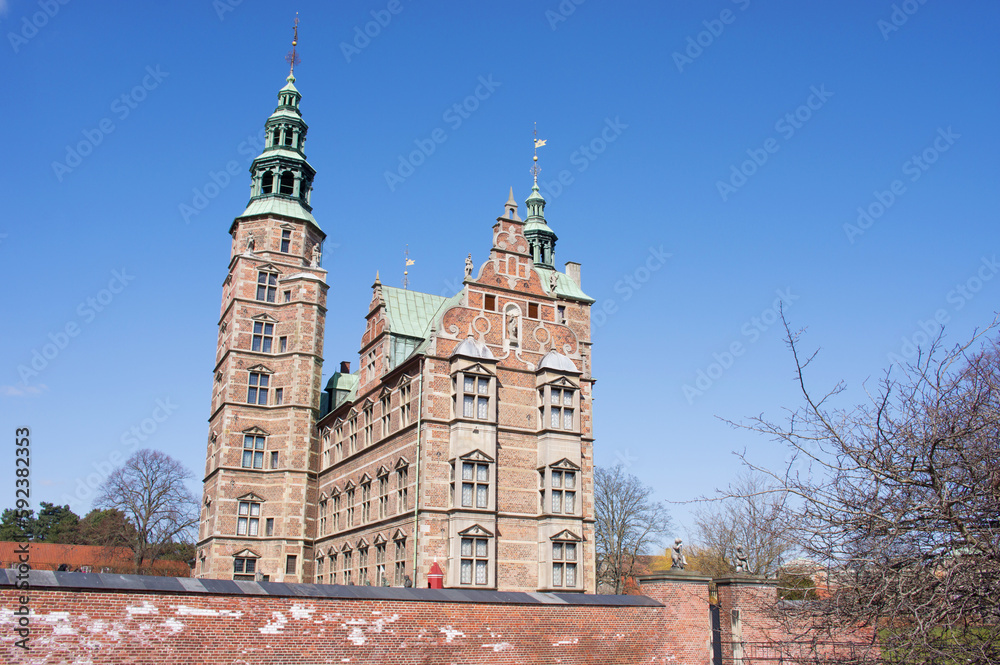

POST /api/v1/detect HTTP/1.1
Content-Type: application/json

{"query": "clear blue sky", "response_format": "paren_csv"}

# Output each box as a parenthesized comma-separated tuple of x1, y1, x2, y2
(2, 0, 998, 539)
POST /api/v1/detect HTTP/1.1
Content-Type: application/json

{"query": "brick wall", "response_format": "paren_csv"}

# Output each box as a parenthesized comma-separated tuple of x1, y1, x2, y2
(2, 571, 677, 665)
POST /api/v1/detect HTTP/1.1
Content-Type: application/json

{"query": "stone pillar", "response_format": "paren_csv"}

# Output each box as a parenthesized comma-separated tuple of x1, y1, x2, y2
(638, 572, 713, 665)
(715, 576, 778, 665)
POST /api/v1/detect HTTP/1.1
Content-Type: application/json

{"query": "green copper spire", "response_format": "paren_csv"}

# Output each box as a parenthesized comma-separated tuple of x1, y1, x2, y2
(235, 17, 320, 231)
(524, 129, 557, 268)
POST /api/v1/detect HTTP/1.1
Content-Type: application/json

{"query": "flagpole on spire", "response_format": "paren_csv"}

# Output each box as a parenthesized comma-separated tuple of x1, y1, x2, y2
(403, 245, 415, 289)
(286, 13, 301, 77)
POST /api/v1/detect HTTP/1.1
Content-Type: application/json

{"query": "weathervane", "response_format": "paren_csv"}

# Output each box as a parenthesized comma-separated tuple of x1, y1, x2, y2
(286, 13, 301, 75)
(403, 245, 415, 289)
(532, 122, 546, 183)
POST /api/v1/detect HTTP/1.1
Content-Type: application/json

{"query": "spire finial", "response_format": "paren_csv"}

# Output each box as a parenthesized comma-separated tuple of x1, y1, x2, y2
(531, 123, 546, 186)
(285, 13, 301, 77)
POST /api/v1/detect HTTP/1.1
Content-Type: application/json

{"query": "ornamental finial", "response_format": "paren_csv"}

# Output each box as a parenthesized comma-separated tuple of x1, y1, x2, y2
(285, 13, 301, 76)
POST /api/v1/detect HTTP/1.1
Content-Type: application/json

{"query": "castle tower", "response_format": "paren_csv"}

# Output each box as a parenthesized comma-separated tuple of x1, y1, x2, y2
(197, 43, 328, 581)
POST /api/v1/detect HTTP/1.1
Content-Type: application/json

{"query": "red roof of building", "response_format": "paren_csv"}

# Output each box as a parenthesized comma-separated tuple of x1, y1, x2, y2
(0, 541, 190, 576)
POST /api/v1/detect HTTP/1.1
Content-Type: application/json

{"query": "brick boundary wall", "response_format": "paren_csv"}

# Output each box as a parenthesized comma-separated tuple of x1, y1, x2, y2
(2, 570, 689, 665)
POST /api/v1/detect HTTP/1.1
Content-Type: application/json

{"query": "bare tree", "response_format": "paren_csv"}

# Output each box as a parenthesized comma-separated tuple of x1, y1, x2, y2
(731, 316, 1000, 664)
(95, 449, 200, 574)
(689, 471, 796, 578)
(595, 465, 673, 594)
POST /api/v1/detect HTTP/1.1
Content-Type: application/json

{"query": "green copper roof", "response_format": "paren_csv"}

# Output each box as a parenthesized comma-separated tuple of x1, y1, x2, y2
(236, 196, 318, 226)
(535, 267, 594, 303)
(381, 286, 450, 339)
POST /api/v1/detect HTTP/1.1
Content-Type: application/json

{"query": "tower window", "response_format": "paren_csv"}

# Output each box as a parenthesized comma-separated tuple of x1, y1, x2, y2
(459, 374, 491, 421)
(271, 128, 280, 147)
(552, 541, 578, 587)
(252, 321, 273, 352)
(283, 130, 293, 147)
(279, 336, 288, 352)
(270, 451, 279, 468)
(256, 271, 278, 303)
(233, 555, 257, 581)
(237, 500, 260, 536)
(262, 171, 274, 194)
(461, 461, 490, 509)
(274, 388, 283, 405)
(283, 290, 291, 303)
(280, 229, 291, 253)
(247, 372, 269, 405)
(460, 536, 489, 585)
(549, 469, 577, 514)
(394, 536, 407, 586)
(376, 543, 387, 586)
(285, 554, 297, 576)
(265, 518, 274, 536)
(484, 294, 496, 311)
(279, 171, 294, 195)
(242, 434, 265, 469)
(528, 302, 539, 319)
(541, 386, 576, 431)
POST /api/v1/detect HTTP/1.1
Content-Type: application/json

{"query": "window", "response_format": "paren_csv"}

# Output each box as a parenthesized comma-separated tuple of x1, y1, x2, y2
(460, 375, 490, 420)
(319, 499, 327, 536)
(265, 518, 274, 536)
(332, 494, 341, 532)
(256, 270, 278, 303)
(247, 372, 269, 405)
(528, 302, 539, 318)
(461, 462, 490, 509)
(552, 541, 578, 588)
(375, 543, 387, 586)
(361, 482, 371, 524)
(394, 537, 406, 586)
(551, 469, 577, 514)
(330, 552, 338, 583)
(316, 555, 324, 584)
(233, 556, 257, 581)
(363, 405, 373, 448)
(396, 466, 408, 512)
(557, 305, 566, 324)
(279, 336, 288, 352)
(252, 321, 273, 352)
(237, 500, 260, 536)
(343, 551, 353, 585)
(484, 294, 496, 311)
(358, 546, 369, 585)
(242, 434, 265, 468)
(279, 171, 294, 195)
(378, 473, 389, 519)
(542, 386, 576, 431)
(348, 417, 358, 455)
(285, 554, 297, 576)
(270, 451, 279, 468)
(261, 171, 274, 194)
(379, 394, 390, 438)
(400, 384, 412, 426)
(280, 229, 291, 253)
(334, 425, 343, 462)
(460, 537, 489, 585)
(346, 488, 355, 527)
(365, 352, 375, 383)
(283, 290, 291, 303)
(274, 388, 283, 406)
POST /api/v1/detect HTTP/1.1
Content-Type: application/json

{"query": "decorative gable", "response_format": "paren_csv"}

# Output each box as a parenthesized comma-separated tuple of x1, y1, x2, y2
(236, 492, 265, 502)
(246, 363, 274, 374)
(459, 449, 494, 464)
(373, 533, 387, 545)
(550, 529, 582, 542)
(250, 313, 279, 323)
(458, 524, 494, 538)
(241, 426, 270, 436)
(550, 458, 581, 471)
(232, 548, 260, 558)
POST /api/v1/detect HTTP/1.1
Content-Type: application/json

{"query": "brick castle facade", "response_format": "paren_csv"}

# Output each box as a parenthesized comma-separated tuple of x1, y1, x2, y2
(196, 67, 597, 593)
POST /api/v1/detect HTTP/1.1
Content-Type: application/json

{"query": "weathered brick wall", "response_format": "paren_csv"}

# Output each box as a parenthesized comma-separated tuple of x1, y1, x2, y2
(1, 572, 682, 665)
(639, 573, 714, 665)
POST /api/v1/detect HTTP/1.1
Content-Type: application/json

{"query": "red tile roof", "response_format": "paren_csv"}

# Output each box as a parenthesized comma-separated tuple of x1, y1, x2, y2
(0, 541, 190, 576)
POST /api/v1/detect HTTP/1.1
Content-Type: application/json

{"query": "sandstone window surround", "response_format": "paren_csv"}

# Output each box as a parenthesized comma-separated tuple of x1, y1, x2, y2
(379, 390, 391, 439)
(357, 539, 370, 586)
(241, 431, 266, 469)
(538, 379, 579, 432)
(377, 467, 389, 519)
(280, 228, 291, 253)
(246, 368, 272, 405)
(232, 549, 259, 581)
(393, 530, 407, 586)
(341, 542, 353, 585)
(395, 458, 409, 513)
(331, 488, 341, 532)
(236, 494, 265, 537)
(456, 524, 493, 587)
(451, 363, 496, 422)
(375, 536, 387, 586)
(539, 459, 581, 516)
(256, 267, 279, 303)
(450, 450, 495, 512)
(318, 495, 328, 536)
(550, 530, 582, 589)
(360, 476, 372, 524)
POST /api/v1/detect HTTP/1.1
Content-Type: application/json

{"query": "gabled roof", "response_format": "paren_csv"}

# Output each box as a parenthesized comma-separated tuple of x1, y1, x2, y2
(381, 286, 449, 338)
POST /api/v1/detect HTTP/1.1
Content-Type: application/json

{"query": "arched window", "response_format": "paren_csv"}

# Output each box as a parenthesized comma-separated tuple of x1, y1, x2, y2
(279, 171, 294, 195)
(271, 128, 280, 147)
(261, 172, 274, 194)
(283, 129, 293, 146)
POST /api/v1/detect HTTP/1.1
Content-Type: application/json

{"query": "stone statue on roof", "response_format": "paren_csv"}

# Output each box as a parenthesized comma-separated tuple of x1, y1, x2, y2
(735, 545, 749, 573)
(549, 271, 559, 292)
(246, 232, 255, 253)
(465, 253, 473, 278)
(311, 243, 321, 267)
(671, 538, 687, 570)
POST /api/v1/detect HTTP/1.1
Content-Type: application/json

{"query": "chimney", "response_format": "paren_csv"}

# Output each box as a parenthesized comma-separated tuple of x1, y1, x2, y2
(339, 361, 351, 374)
(565, 262, 581, 288)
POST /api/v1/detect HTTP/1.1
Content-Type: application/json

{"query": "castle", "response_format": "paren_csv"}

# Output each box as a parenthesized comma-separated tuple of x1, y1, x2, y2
(196, 63, 597, 593)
